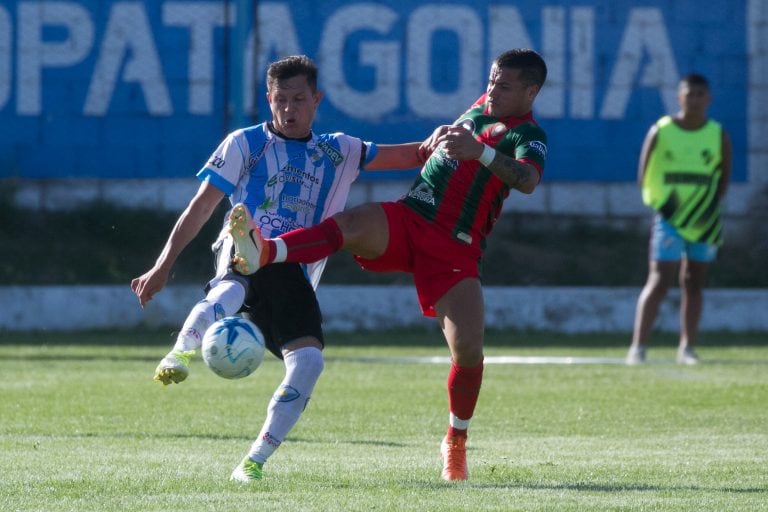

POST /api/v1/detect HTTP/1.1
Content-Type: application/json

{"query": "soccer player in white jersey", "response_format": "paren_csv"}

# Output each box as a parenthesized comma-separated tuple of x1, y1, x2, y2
(131, 55, 424, 481)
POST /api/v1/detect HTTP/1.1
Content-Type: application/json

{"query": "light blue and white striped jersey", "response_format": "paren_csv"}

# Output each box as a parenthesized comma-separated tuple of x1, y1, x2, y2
(197, 122, 378, 287)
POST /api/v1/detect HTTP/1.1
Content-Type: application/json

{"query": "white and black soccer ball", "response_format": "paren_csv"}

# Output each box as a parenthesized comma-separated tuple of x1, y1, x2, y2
(201, 316, 266, 379)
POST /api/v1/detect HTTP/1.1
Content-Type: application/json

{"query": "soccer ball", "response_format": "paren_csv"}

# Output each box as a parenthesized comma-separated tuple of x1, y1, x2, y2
(201, 316, 266, 379)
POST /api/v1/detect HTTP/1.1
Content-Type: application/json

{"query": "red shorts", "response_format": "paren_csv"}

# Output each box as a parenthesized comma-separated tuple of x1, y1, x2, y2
(354, 202, 482, 317)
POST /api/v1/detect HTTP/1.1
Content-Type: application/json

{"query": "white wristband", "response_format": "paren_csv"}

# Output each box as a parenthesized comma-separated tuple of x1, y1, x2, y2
(478, 144, 496, 167)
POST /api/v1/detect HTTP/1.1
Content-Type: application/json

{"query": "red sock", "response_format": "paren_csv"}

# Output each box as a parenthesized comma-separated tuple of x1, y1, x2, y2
(446, 360, 484, 438)
(272, 217, 344, 264)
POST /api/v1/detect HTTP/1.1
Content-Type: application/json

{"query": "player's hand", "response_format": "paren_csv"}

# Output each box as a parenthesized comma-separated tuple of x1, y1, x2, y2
(416, 144, 431, 164)
(419, 125, 452, 154)
(130, 267, 170, 307)
(434, 126, 484, 161)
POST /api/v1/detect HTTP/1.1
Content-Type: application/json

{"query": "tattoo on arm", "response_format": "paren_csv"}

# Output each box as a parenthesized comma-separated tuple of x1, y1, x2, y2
(487, 152, 535, 191)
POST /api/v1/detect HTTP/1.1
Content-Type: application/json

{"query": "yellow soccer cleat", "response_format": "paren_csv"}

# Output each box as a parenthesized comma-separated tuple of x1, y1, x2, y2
(230, 456, 264, 482)
(153, 350, 195, 385)
(228, 203, 270, 275)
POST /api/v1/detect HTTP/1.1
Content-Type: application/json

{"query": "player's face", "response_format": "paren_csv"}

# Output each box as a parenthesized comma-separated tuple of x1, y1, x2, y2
(485, 65, 539, 118)
(677, 83, 711, 117)
(267, 75, 323, 138)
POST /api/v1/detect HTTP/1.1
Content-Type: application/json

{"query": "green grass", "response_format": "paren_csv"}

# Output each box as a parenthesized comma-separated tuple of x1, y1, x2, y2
(1, 329, 766, 511)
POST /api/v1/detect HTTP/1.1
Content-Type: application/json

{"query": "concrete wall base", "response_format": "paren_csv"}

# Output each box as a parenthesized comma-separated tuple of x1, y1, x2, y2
(2, 285, 766, 333)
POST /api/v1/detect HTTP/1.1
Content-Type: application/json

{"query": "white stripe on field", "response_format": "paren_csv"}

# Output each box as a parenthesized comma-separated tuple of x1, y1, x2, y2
(327, 355, 626, 365)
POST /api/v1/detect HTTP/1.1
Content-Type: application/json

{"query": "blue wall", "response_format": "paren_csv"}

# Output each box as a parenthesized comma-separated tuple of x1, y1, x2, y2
(0, 1, 748, 182)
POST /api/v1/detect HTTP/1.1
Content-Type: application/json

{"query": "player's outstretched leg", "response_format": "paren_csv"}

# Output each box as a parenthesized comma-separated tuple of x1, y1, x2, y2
(229, 203, 270, 275)
(153, 349, 196, 385)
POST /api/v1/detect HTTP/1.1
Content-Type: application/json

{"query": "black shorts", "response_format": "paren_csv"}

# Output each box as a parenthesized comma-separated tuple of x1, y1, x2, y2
(229, 263, 324, 360)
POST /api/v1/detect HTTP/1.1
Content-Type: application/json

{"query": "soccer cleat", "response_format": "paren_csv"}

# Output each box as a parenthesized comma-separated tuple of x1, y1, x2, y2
(228, 203, 270, 275)
(625, 345, 646, 365)
(440, 435, 468, 481)
(676, 346, 700, 365)
(153, 349, 195, 385)
(230, 456, 263, 482)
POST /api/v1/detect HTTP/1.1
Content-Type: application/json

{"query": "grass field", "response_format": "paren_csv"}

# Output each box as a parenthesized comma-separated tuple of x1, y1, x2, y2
(1, 329, 766, 511)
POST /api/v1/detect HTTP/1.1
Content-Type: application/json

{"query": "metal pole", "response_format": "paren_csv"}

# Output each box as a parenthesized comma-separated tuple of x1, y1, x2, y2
(229, 0, 253, 129)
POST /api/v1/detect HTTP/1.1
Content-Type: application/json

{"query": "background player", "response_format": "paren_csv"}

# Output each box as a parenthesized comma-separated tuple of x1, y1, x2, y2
(626, 73, 732, 365)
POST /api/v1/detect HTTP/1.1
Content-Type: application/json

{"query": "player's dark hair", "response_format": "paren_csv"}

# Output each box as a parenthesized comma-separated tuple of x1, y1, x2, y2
(679, 73, 709, 90)
(267, 55, 319, 92)
(495, 49, 547, 88)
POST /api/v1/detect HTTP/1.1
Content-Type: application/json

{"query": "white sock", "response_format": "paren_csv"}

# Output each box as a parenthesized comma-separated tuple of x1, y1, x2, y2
(449, 413, 471, 431)
(173, 280, 245, 352)
(247, 347, 324, 464)
(273, 238, 287, 263)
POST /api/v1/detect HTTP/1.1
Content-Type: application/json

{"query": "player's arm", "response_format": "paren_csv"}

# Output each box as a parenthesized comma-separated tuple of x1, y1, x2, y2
(149, 180, 224, 273)
(718, 129, 733, 199)
(364, 142, 426, 171)
(483, 152, 540, 194)
(131, 181, 224, 306)
(637, 124, 659, 185)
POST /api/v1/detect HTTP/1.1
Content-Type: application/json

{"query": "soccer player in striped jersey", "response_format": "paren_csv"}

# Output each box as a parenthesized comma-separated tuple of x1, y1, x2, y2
(228, 49, 548, 481)
(626, 74, 732, 366)
(131, 55, 424, 482)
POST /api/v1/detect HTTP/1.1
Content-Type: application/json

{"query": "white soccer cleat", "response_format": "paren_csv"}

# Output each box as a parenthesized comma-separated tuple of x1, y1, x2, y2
(153, 350, 195, 385)
(228, 203, 270, 275)
(676, 346, 700, 365)
(625, 345, 646, 365)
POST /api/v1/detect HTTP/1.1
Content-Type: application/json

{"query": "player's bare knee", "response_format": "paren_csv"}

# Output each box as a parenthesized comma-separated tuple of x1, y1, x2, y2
(335, 205, 387, 256)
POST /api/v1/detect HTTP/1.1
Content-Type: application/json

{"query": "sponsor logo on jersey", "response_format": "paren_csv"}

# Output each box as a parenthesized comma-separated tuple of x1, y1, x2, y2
(258, 214, 302, 233)
(208, 155, 225, 168)
(456, 231, 472, 244)
(490, 122, 508, 138)
(664, 172, 711, 185)
(317, 140, 343, 165)
(407, 182, 436, 205)
(258, 197, 276, 211)
(283, 164, 321, 185)
(525, 140, 547, 158)
(281, 194, 316, 214)
(280, 173, 303, 185)
(434, 147, 458, 170)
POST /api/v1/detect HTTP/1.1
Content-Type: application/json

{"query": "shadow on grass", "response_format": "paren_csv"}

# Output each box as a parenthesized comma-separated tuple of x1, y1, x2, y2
(24, 430, 409, 448)
(399, 478, 768, 494)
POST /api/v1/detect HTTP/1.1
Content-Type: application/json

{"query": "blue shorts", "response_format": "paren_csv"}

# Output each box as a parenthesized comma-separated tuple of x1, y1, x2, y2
(650, 215, 718, 262)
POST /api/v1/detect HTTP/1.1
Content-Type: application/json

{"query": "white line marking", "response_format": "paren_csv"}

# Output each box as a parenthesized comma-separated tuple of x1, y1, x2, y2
(327, 355, 627, 365)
